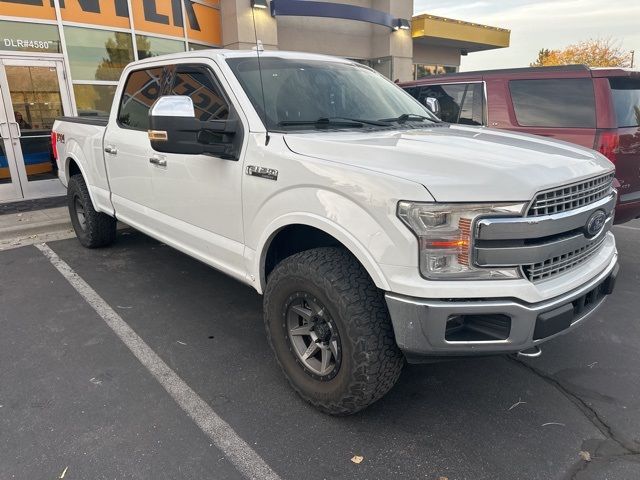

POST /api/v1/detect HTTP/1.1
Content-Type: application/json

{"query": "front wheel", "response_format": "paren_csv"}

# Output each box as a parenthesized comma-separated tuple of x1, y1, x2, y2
(264, 247, 404, 415)
(68, 174, 117, 248)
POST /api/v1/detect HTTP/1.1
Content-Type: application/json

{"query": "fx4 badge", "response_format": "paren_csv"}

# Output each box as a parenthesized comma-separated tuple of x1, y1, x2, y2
(246, 165, 278, 181)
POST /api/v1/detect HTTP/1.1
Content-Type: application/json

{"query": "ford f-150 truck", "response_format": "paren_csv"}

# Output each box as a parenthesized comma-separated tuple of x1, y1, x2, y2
(52, 50, 619, 415)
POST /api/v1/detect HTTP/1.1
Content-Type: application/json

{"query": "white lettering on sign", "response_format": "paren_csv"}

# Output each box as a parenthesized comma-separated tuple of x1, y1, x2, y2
(2, 38, 52, 50)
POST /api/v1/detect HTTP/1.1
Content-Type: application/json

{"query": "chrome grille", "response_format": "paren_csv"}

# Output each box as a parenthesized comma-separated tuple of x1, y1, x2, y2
(522, 236, 607, 283)
(527, 173, 614, 217)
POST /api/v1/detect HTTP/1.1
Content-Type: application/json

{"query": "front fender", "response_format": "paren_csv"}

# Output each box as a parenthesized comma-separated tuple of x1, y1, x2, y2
(254, 212, 392, 294)
(246, 183, 424, 293)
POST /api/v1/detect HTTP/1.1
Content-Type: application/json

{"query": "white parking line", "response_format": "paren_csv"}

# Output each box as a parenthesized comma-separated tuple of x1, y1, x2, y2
(35, 243, 281, 480)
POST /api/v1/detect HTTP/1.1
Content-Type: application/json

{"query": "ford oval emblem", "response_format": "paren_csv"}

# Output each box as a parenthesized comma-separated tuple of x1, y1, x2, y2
(585, 210, 607, 237)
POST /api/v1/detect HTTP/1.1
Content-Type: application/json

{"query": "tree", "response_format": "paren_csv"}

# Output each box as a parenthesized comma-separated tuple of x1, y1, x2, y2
(531, 48, 554, 67)
(530, 38, 632, 68)
(95, 33, 139, 81)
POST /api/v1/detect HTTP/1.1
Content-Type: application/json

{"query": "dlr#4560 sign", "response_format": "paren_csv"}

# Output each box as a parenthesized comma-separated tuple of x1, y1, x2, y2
(0, 0, 222, 45)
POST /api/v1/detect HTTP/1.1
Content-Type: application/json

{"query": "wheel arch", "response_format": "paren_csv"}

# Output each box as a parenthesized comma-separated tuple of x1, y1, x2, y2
(64, 154, 101, 210)
(256, 215, 391, 294)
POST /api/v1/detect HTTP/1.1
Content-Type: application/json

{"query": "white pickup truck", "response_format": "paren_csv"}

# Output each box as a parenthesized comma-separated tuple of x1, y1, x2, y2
(53, 50, 619, 415)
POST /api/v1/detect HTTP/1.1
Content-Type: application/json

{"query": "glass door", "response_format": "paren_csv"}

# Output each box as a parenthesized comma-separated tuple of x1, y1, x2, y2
(0, 86, 22, 201)
(0, 58, 72, 201)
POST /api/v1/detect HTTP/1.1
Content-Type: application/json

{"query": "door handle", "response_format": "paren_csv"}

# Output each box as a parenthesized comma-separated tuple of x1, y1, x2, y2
(149, 156, 167, 167)
(8, 122, 21, 138)
(0, 122, 8, 138)
(104, 145, 118, 155)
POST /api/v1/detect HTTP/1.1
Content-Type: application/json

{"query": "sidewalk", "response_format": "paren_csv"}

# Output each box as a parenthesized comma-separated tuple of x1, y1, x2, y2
(0, 206, 74, 250)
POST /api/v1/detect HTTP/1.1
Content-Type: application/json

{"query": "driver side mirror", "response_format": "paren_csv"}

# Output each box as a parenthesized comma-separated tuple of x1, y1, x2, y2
(424, 97, 441, 118)
(149, 95, 239, 159)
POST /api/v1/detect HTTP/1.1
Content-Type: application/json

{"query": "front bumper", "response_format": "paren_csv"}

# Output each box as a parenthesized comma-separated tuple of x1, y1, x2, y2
(385, 256, 618, 362)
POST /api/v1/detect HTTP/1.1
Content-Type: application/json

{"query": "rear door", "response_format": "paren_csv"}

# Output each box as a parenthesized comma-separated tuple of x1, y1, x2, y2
(608, 76, 640, 204)
(103, 67, 164, 227)
(505, 78, 597, 148)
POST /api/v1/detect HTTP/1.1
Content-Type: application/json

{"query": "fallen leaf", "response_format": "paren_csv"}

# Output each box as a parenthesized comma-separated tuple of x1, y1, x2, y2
(541, 422, 566, 427)
(579, 451, 592, 462)
(351, 455, 363, 464)
(438, 477, 449, 480)
(508, 397, 527, 411)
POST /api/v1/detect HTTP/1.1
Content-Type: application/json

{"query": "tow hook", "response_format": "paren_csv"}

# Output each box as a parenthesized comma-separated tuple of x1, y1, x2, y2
(518, 346, 542, 358)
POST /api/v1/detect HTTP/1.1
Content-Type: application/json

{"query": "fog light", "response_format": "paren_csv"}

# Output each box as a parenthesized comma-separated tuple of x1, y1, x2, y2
(445, 314, 511, 341)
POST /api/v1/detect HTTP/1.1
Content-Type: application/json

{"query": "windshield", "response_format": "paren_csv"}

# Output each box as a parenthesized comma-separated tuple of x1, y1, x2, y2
(226, 56, 438, 131)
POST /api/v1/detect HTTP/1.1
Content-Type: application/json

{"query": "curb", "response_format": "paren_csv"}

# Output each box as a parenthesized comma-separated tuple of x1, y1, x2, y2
(0, 217, 73, 241)
(0, 207, 73, 242)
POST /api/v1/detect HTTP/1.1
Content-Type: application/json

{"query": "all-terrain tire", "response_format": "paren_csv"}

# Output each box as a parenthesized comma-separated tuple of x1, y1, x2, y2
(264, 247, 405, 415)
(68, 174, 117, 248)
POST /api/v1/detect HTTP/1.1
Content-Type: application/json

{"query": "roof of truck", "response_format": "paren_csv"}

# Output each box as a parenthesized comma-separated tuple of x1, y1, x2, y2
(132, 49, 355, 67)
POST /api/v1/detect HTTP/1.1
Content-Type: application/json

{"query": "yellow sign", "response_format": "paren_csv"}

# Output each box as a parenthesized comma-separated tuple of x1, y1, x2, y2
(0, 0, 222, 45)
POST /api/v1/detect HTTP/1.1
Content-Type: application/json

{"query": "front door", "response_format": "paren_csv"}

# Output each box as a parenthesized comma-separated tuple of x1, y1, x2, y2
(0, 57, 71, 202)
(149, 61, 246, 278)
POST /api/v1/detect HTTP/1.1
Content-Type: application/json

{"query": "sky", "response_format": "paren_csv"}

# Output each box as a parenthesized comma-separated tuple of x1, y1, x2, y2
(413, 0, 640, 71)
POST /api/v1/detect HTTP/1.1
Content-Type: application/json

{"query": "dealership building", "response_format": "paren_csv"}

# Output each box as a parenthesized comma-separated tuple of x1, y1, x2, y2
(0, 0, 509, 202)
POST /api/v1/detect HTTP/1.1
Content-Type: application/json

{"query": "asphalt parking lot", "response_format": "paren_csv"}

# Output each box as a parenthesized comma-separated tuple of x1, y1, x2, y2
(1, 221, 639, 480)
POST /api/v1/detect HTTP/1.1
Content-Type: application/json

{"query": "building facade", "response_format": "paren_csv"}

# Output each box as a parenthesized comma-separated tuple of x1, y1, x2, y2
(0, 0, 509, 202)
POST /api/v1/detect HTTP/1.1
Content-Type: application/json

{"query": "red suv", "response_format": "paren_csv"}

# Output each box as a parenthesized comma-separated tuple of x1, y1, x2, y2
(400, 65, 640, 223)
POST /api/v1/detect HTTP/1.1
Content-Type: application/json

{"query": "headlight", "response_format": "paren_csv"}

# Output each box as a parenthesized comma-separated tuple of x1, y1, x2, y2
(397, 202, 525, 280)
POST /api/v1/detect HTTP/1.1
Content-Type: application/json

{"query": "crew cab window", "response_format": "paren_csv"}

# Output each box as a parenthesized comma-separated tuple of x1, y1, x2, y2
(609, 77, 640, 127)
(408, 83, 484, 125)
(170, 66, 229, 121)
(509, 79, 596, 128)
(117, 67, 163, 130)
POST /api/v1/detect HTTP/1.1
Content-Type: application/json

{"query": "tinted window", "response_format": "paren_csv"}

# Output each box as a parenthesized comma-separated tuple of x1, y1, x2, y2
(509, 79, 596, 128)
(413, 83, 484, 125)
(609, 77, 640, 127)
(170, 67, 229, 121)
(118, 68, 163, 130)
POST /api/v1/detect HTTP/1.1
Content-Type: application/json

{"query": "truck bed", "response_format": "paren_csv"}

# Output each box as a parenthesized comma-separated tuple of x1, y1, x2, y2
(57, 116, 108, 127)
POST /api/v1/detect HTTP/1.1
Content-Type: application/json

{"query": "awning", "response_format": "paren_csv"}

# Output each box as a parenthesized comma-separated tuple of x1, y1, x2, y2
(412, 13, 510, 52)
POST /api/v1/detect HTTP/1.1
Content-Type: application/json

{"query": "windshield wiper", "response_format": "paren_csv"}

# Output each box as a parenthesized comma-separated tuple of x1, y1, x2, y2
(278, 117, 389, 128)
(378, 113, 435, 124)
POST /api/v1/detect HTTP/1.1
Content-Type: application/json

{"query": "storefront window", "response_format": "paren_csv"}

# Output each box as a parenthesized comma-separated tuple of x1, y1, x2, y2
(189, 43, 216, 51)
(353, 57, 393, 79)
(136, 35, 185, 60)
(414, 64, 458, 79)
(0, 20, 61, 53)
(64, 26, 134, 81)
(73, 84, 117, 117)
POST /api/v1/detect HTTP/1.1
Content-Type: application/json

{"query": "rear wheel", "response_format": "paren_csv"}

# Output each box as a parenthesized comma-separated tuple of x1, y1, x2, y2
(264, 247, 404, 415)
(68, 174, 116, 248)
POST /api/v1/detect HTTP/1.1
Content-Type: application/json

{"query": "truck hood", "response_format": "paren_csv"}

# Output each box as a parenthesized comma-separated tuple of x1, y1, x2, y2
(283, 125, 614, 202)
